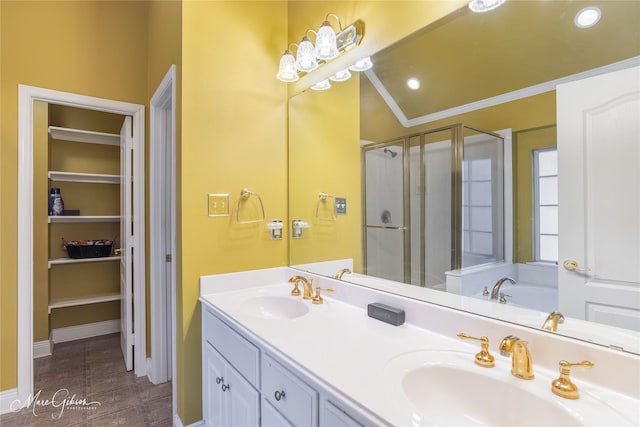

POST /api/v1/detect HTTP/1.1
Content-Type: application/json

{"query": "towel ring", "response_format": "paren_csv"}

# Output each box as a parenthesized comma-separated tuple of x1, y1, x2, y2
(235, 188, 265, 224)
(315, 192, 337, 221)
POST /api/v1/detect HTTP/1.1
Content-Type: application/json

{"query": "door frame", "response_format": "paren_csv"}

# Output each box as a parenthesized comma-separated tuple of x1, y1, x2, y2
(148, 65, 177, 403)
(17, 85, 146, 404)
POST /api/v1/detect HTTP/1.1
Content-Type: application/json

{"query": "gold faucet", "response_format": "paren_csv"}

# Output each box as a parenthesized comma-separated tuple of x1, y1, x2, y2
(490, 277, 516, 300)
(288, 275, 314, 299)
(542, 311, 565, 331)
(335, 268, 352, 279)
(499, 335, 534, 379)
(457, 333, 495, 367)
(551, 360, 594, 399)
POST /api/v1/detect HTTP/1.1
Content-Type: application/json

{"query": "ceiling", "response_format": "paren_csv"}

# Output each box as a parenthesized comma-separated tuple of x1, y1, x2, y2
(365, 0, 640, 122)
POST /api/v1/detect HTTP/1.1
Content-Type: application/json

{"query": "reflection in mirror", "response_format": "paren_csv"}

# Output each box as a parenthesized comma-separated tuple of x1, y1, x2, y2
(289, 1, 640, 354)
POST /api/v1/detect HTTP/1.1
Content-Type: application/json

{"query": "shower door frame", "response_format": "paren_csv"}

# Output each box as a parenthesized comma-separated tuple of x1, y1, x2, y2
(361, 139, 411, 283)
(361, 123, 506, 287)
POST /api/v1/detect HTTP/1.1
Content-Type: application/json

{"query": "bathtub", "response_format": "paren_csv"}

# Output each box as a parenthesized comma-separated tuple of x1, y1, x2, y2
(473, 284, 558, 313)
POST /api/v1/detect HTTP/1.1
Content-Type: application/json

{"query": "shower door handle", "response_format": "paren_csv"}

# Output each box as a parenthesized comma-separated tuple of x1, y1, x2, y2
(365, 225, 407, 230)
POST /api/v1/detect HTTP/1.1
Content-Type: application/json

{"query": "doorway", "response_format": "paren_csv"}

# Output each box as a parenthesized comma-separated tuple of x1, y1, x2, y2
(16, 85, 146, 406)
(149, 65, 177, 420)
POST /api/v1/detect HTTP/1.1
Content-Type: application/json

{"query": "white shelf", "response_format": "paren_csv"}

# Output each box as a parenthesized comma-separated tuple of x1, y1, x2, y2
(49, 126, 120, 146)
(48, 292, 121, 314)
(48, 256, 120, 269)
(48, 215, 120, 223)
(48, 171, 120, 184)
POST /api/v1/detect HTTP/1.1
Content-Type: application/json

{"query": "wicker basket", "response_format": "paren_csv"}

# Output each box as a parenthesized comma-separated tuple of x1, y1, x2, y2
(63, 239, 114, 259)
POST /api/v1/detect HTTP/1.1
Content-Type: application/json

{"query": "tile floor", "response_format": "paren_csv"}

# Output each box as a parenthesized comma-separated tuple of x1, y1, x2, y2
(0, 333, 172, 427)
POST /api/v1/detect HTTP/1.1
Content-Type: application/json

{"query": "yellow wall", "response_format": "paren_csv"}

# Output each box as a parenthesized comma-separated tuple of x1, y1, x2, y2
(289, 78, 361, 269)
(179, 1, 288, 422)
(0, 0, 149, 391)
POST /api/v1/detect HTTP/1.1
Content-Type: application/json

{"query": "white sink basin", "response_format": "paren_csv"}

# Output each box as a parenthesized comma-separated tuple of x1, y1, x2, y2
(239, 296, 309, 319)
(384, 350, 634, 426)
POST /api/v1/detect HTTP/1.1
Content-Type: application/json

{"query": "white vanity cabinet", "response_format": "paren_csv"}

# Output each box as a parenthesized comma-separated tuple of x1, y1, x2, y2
(203, 342, 260, 426)
(202, 303, 377, 427)
(202, 308, 260, 426)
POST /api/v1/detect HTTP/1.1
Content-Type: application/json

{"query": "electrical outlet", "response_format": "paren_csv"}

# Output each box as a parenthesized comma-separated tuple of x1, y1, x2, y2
(208, 193, 229, 216)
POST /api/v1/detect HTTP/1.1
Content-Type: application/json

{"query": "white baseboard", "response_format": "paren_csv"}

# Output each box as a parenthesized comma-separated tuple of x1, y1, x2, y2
(33, 337, 52, 358)
(0, 388, 18, 415)
(51, 319, 119, 344)
(174, 413, 204, 427)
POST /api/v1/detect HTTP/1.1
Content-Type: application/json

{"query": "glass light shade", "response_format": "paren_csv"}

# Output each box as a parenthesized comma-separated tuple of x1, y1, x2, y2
(296, 37, 318, 72)
(315, 21, 338, 60)
(311, 79, 331, 91)
(349, 57, 373, 72)
(276, 50, 299, 82)
(329, 68, 352, 82)
(468, 0, 506, 13)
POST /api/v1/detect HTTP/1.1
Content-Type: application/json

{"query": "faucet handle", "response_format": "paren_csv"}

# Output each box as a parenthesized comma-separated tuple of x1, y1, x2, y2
(457, 333, 495, 367)
(288, 275, 302, 296)
(499, 292, 511, 304)
(498, 335, 520, 356)
(312, 287, 334, 304)
(551, 360, 594, 399)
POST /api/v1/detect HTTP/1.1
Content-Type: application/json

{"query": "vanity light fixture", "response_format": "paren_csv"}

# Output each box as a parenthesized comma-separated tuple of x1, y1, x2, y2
(468, 0, 506, 13)
(407, 77, 421, 90)
(277, 13, 367, 86)
(349, 56, 373, 72)
(330, 68, 352, 82)
(315, 15, 340, 60)
(276, 49, 298, 82)
(296, 34, 319, 72)
(311, 79, 331, 91)
(574, 6, 601, 29)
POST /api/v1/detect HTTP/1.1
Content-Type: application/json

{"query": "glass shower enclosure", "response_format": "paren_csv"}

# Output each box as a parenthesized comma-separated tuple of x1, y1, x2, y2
(362, 123, 505, 289)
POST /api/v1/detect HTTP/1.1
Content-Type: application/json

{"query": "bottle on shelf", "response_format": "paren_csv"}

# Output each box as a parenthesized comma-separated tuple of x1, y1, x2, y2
(50, 187, 64, 216)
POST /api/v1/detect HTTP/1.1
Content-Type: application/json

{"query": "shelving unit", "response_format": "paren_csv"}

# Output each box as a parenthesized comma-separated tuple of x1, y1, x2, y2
(48, 292, 121, 314)
(47, 122, 122, 333)
(48, 215, 121, 223)
(48, 171, 120, 184)
(48, 256, 120, 269)
(49, 126, 119, 146)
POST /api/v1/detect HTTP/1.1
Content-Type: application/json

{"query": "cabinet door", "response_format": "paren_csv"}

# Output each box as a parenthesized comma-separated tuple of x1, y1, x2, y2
(261, 398, 293, 427)
(226, 365, 260, 427)
(203, 343, 227, 427)
(321, 401, 363, 427)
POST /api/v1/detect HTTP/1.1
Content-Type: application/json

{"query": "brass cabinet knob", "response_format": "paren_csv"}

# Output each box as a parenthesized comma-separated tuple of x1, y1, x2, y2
(551, 360, 594, 399)
(457, 333, 495, 367)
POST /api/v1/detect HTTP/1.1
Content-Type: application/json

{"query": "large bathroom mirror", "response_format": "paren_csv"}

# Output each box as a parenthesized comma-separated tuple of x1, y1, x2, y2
(289, 1, 640, 354)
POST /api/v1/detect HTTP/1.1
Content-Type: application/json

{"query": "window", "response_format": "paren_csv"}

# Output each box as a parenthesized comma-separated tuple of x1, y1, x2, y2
(533, 148, 558, 263)
(462, 158, 494, 256)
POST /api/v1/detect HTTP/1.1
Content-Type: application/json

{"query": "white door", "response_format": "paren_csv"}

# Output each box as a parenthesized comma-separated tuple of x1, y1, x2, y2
(120, 116, 134, 370)
(557, 65, 640, 330)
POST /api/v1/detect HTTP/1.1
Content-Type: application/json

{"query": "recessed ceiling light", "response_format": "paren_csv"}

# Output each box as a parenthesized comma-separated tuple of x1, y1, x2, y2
(407, 78, 421, 90)
(468, 0, 506, 13)
(575, 6, 601, 29)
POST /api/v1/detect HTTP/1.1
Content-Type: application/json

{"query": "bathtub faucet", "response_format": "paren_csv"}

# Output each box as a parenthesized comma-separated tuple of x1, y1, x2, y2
(490, 277, 516, 300)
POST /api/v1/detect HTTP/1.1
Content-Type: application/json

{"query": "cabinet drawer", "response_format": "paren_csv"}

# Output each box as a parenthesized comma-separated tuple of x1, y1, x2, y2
(203, 308, 260, 386)
(262, 353, 318, 427)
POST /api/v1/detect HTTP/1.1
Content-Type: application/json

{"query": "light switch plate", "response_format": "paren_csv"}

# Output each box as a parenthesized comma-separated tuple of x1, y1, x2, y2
(335, 197, 347, 215)
(208, 193, 229, 216)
